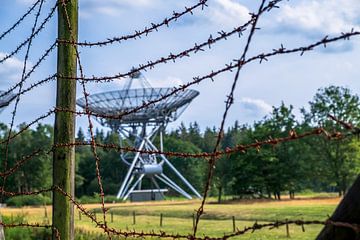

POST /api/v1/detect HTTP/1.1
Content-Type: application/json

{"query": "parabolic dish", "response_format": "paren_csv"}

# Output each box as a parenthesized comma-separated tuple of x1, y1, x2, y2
(76, 88, 199, 124)
(0, 91, 15, 109)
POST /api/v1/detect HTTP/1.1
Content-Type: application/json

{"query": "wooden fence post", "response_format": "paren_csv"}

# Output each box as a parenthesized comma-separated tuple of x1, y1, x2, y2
(232, 216, 236, 232)
(133, 211, 136, 225)
(0, 205, 4, 240)
(286, 219, 290, 238)
(160, 213, 163, 227)
(53, 0, 78, 239)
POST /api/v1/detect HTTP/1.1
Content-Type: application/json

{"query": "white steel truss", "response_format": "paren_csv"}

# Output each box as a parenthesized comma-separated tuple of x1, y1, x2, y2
(116, 124, 202, 200)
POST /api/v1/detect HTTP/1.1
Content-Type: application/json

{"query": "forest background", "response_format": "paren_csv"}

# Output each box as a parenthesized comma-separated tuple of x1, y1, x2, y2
(1, 85, 359, 205)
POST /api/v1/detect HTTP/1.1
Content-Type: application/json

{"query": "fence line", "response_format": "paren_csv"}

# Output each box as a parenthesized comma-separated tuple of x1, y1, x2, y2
(1, 0, 46, 204)
(0, 125, 345, 183)
(58, 0, 209, 47)
(0, 0, 360, 239)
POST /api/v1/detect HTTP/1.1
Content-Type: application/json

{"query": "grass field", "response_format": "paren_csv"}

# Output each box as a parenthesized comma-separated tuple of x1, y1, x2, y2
(1, 195, 340, 239)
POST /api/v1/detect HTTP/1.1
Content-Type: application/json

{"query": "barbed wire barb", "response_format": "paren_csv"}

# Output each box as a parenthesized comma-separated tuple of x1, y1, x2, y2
(0, 0, 42, 41)
(57, 0, 209, 47)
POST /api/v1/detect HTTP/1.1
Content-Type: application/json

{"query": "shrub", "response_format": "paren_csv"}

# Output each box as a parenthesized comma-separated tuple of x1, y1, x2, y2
(6, 195, 51, 207)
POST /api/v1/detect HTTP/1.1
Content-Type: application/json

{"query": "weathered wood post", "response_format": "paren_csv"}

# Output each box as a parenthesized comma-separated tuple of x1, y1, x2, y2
(232, 216, 236, 232)
(285, 219, 290, 238)
(0, 204, 5, 240)
(53, 0, 78, 239)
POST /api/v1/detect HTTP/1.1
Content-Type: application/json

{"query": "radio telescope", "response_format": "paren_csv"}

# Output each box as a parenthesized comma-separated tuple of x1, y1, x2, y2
(77, 71, 202, 201)
(0, 91, 15, 114)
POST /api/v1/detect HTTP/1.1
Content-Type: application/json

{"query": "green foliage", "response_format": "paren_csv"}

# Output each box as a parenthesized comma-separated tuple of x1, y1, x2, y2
(1, 85, 359, 202)
(3, 215, 51, 240)
(0, 123, 53, 202)
(6, 195, 51, 207)
(302, 86, 360, 195)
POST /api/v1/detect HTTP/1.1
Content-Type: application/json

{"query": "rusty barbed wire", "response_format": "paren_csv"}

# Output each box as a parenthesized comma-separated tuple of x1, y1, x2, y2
(2, 0, 45, 203)
(194, 0, 267, 235)
(2, 0, 360, 239)
(58, 0, 209, 47)
(0, 41, 57, 99)
(53, 128, 344, 158)
(60, 0, 281, 83)
(50, 29, 360, 125)
(328, 114, 360, 135)
(0, 1, 58, 64)
(0, 0, 42, 41)
(0, 222, 60, 240)
(5, 28, 359, 114)
(5, 74, 57, 105)
(0, 149, 45, 178)
(3, 184, 360, 240)
(2, 118, 353, 181)
(0, 127, 317, 180)
(0, 187, 53, 197)
(212, 219, 360, 240)
(73, 30, 360, 83)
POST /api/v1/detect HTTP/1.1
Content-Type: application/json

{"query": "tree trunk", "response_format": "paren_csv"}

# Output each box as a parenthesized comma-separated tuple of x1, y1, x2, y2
(316, 176, 360, 240)
(217, 186, 222, 203)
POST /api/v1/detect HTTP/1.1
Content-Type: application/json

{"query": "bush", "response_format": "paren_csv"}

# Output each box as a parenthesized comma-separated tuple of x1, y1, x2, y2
(3, 215, 51, 240)
(6, 195, 51, 207)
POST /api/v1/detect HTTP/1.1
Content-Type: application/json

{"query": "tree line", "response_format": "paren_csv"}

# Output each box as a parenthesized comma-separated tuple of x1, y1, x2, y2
(0, 86, 359, 202)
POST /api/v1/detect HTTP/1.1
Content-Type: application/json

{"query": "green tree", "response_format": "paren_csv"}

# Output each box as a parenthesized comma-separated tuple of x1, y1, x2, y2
(302, 86, 360, 196)
(0, 123, 53, 196)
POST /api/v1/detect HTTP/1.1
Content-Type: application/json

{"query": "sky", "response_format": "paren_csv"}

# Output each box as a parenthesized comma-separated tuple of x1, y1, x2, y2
(0, 0, 360, 134)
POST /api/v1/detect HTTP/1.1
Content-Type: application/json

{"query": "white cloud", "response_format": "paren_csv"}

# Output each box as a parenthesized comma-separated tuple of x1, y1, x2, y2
(79, 0, 160, 18)
(276, 0, 360, 35)
(239, 97, 272, 118)
(0, 52, 24, 88)
(113, 75, 183, 89)
(16, 0, 34, 5)
(208, 0, 250, 27)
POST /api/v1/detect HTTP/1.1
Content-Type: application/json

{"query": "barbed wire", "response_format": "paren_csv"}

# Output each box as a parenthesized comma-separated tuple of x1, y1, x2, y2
(0, 28, 358, 137)
(59, 1, 281, 83)
(1, 0, 360, 239)
(0, 41, 57, 99)
(215, 219, 360, 240)
(0, 0, 42, 41)
(4, 28, 358, 119)
(57, 0, 209, 47)
(0, 222, 60, 240)
(0, 1, 58, 64)
(328, 114, 360, 135)
(1, 184, 360, 240)
(194, 0, 267, 235)
(0, 123, 350, 207)
(2, 0, 45, 203)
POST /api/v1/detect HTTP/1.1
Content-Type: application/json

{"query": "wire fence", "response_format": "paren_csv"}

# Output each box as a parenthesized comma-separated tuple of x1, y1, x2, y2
(0, 0, 360, 239)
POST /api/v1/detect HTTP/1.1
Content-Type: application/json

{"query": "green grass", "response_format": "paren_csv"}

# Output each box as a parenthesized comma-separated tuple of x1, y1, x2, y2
(1, 196, 339, 239)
